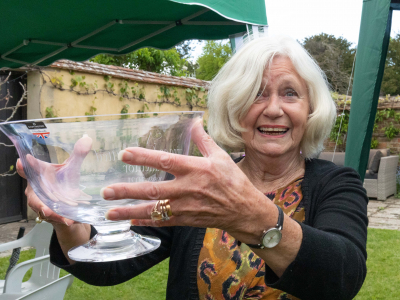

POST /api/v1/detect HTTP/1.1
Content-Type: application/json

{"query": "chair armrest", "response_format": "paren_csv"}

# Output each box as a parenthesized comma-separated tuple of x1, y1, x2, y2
(3, 255, 50, 293)
(0, 239, 27, 253)
(377, 156, 398, 178)
(17, 274, 74, 300)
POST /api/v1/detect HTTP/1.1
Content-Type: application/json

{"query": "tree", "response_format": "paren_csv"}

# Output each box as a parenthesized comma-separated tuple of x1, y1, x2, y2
(91, 47, 189, 77)
(174, 40, 199, 77)
(381, 34, 400, 95)
(195, 41, 232, 81)
(303, 33, 355, 94)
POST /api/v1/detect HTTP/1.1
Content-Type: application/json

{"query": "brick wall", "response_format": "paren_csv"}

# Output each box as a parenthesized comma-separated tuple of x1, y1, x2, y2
(323, 96, 400, 155)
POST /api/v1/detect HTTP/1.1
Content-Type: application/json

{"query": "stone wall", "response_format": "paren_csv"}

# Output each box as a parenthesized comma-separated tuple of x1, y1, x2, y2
(27, 60, 209, 122)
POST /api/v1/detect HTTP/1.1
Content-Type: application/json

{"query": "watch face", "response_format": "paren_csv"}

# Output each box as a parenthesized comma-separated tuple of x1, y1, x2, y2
(262, 229, 282, 248)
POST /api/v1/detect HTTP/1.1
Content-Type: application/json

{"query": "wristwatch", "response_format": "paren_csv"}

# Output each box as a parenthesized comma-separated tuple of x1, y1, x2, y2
(246, 205, 284, 249)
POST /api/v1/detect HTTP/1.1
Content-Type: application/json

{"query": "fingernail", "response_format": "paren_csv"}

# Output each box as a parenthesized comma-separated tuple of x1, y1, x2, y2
(106, 210, 120, 220)
(63, 218, 70, 226)
(100, 187, 115, 199)
(41, 209, 46, 217)
(118, 150, 133, 161)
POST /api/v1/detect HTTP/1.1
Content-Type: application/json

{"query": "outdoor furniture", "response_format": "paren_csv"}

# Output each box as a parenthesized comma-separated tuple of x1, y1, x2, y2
(363, 155, 398, 200)
(0, 222, 71, 299)
(318, 149, 398, 200)
(0, 274, 74, 300)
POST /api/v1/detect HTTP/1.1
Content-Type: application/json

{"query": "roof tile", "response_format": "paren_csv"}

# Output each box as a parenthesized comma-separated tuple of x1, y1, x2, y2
(50, 60, 210, 90)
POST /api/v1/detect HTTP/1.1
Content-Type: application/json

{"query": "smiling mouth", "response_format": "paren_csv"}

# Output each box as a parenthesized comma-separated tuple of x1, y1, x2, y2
(258, 127, 289, 135)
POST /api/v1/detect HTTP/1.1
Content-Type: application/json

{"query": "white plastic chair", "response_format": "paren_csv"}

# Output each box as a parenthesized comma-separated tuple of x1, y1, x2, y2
(0, 222, 70, 299)
(0, 274, 74, 300)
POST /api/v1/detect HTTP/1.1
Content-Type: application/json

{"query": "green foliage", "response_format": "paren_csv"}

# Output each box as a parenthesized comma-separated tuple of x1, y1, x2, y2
(138, 86, 145, 100)
(384, 122, 400, 140)
(45, 106, 57, 118)
(184, 86, 207, 107)
(137, 104, 150, 118)
(303, 33, 355, 94)
(105, 81, 115, 93)
(196, 40, 232, 80)
(119, 80, 130, 101)
(50, 76, 64, 88)
(382, 34, 400, 95)
(85, 106, 97, 121)
(329, 111, 350, 148)
(175, 40, 199, 77)
(91, 47, 189, 77)
(159, 86, 172, 100)
(370, 138, 379, 149)
(70, 75, 92, 92)
(331, 107, 400, 149)
(120, 104, 130, 119)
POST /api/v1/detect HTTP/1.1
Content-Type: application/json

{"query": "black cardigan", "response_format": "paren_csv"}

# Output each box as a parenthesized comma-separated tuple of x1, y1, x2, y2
(50, 158, 368, 300)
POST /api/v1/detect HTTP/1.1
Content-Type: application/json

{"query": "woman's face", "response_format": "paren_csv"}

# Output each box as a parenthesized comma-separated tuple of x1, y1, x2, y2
(240, 56, 310, 158)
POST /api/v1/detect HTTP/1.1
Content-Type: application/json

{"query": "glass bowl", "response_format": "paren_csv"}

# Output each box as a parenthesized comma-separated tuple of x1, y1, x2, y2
(0, 111, 203, 262)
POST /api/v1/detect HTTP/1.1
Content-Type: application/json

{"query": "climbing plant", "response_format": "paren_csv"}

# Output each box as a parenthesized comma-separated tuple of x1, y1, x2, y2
(47, 71, 208, 110)
(120, 104, 130, 119)
(85, 105, 97, 121)
(330, 107, 400, 150)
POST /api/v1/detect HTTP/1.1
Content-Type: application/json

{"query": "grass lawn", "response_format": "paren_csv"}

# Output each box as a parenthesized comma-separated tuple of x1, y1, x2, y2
(0, 250, 169, 300)
(355, 228, 400, 300)
(1, 228, 399, 299)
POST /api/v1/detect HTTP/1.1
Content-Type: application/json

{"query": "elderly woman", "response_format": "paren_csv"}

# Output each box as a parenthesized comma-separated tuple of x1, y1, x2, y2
(19, 35, 367, 300)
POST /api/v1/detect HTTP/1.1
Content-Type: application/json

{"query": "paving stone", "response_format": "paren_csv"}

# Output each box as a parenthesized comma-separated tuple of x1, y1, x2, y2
(368, 202, 388, 208)
(383, 198, 400, 204)
(368, 224, 399, 230)
(382, 207, 400, 214)
(369, 217, 400, 226)
(371, 212, 400, 219)
(388, 204, 400, 208)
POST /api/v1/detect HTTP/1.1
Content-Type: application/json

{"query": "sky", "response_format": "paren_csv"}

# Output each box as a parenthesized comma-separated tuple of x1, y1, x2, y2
(192, 0, 400, 60)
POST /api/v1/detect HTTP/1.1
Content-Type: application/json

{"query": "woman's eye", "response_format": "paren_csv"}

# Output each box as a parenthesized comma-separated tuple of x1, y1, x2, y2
(285, 89, 298, 97)
(256, 91, 263, 97)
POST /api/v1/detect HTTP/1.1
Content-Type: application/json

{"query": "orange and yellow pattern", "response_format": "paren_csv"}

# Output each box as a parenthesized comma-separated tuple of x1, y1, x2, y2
(197, 177, 305, 300)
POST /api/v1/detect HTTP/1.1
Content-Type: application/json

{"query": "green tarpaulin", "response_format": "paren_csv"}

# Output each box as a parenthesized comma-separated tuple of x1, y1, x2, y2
(0, 0, 267, 69)
(345, 0, 394, 179)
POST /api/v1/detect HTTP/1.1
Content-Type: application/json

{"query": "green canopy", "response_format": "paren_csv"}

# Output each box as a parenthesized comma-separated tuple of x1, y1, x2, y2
(0, 0, 267, 69)
(345, 0, 394, 179)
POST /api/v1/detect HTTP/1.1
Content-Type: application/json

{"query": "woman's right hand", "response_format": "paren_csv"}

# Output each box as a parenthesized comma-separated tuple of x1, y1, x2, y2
(16, 158, 75, 226)
(16, 158, 91, 264)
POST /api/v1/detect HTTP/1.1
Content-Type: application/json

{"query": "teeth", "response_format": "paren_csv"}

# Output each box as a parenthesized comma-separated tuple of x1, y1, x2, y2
(259, 127, 287, 132)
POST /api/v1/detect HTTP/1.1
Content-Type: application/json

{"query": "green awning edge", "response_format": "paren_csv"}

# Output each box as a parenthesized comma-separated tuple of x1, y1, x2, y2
(345, 0, 392, 180)
(170, 0, 268, 25)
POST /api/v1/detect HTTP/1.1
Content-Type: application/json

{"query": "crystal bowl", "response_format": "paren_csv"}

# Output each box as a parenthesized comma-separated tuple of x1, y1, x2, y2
(0, 111, 203, 262)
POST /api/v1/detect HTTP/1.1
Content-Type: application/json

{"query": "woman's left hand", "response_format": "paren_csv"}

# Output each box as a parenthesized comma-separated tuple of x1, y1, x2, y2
(104, 120, 274, 244)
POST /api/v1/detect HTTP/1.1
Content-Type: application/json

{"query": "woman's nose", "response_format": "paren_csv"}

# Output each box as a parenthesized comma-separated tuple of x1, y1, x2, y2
(263, 95, 283, 119)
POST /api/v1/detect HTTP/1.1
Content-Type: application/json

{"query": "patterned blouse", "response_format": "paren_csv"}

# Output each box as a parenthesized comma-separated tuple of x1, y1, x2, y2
(197, 177, 305, 300)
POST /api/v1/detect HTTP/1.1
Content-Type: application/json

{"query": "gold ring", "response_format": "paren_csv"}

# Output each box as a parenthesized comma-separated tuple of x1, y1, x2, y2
(35, 211, 46, 223)
(164, 200, 172, 217)
(151, 201, 163, 221)
(160, 200, 172, 221)
(151, 200, 173, 221)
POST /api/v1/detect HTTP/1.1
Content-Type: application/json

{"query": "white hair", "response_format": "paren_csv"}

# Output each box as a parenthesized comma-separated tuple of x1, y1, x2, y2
(207, 35, 337, 158)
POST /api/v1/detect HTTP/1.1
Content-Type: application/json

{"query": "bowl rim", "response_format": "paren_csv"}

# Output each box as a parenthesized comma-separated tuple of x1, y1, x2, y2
(0, 111, 205, 125)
